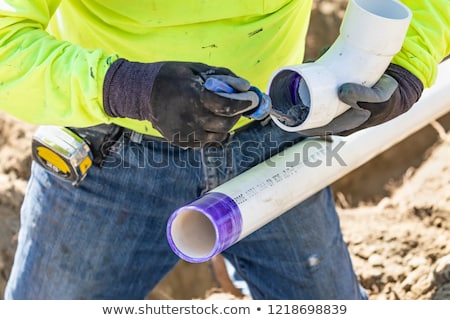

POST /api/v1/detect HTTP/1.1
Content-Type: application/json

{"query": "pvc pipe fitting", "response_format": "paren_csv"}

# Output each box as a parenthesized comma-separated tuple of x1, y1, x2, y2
(268, 0, 412, 132)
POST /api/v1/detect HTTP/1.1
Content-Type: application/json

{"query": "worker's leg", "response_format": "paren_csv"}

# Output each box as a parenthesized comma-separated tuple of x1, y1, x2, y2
(4, 134, 200, 299)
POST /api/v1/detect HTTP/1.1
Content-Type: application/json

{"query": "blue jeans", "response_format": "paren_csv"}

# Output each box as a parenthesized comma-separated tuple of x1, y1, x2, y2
(5, 121, 366, 299)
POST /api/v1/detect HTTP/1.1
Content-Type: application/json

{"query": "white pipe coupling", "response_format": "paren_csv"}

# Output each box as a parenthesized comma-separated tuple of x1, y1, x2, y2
(268, 0, 412, 132)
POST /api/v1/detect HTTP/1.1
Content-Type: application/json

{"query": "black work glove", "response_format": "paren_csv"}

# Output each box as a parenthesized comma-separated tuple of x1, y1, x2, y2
(299, 64, 424, 136)
(103, 59, 259, 148)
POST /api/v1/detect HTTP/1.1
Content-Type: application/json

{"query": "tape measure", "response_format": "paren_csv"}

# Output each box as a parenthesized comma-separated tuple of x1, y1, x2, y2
(31, 126, 93, 186)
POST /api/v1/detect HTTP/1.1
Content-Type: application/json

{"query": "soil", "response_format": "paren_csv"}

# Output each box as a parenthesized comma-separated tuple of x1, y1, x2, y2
(1, 0, 450, 300)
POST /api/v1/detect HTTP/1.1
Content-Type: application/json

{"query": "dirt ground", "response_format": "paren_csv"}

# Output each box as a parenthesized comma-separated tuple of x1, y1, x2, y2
(1, 0, 450, 300)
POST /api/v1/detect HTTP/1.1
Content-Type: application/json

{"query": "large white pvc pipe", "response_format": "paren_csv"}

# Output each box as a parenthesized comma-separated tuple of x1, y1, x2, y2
(268, 0, 411, 132)
(167, 59, 450, 263)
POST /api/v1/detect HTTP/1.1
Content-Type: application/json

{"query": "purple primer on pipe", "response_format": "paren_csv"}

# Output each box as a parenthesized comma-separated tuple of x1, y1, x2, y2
(290, 73, 301, 105)
(166, 192, 243, 263)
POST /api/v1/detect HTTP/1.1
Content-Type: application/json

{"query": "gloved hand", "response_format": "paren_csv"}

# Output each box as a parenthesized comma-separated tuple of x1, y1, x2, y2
(103, 59, 259, 148)
(298, 64, 424, 136)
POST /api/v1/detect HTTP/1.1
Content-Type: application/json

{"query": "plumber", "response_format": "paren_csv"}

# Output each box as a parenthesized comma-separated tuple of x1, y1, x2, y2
(1, 0, 449, 299)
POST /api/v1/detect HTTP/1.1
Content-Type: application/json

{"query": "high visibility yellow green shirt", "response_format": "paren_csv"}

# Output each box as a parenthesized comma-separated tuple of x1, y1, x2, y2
(0, 0, 449, 136)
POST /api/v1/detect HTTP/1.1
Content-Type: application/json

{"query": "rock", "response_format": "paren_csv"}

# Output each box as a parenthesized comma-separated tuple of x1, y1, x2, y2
(368, 254, 384, 267)
(384, 264, 406, 283)
(355, 245, 378, 260)
(401, 266, 430, 291)
(410, 274, 433, 298)
(408, 256, 428, 270)
(359, 267, 384, 290)
(433, 254, 450, 283)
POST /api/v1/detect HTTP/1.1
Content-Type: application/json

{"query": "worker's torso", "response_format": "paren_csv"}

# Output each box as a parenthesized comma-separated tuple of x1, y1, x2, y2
(49, 0, 312, 88)
(48, 0, 312, 134)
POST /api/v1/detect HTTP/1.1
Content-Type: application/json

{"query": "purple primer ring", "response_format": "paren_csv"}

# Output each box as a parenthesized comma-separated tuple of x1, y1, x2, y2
(166, 192, 243, 263)
(289, 73, 301, 105)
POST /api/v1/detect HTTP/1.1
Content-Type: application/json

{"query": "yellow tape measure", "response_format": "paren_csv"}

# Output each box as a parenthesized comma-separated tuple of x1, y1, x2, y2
(31, 126, 93, 185)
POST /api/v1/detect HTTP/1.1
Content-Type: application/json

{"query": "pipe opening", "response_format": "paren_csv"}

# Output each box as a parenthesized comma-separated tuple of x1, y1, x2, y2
(269, 70, 311, 127)
(170, 209, 217, 259)
(355, 0, 410, 20)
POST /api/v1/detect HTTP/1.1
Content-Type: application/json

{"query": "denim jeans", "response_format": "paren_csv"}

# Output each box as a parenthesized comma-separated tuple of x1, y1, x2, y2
(5, 121, 366, 299)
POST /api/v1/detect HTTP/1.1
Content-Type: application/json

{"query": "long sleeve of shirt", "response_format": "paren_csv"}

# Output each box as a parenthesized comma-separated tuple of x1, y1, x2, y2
(393, 0, 450, 88)
(0, 0, 117, 127)
(0, 0, 311, 135)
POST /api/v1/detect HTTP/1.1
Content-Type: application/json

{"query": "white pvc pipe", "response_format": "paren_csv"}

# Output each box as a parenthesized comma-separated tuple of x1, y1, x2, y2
(167, 58, 450, 263)
(268, 0, 412, 132)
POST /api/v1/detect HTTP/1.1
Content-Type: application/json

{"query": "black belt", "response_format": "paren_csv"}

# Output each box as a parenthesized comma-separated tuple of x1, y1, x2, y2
(70, 120, 266, 167)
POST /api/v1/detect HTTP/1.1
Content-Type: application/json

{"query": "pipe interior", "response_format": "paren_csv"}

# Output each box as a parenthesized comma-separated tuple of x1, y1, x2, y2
(354, 0, 410, 20)
(170, 209, 217, 259)
(269, 70, 311, 127)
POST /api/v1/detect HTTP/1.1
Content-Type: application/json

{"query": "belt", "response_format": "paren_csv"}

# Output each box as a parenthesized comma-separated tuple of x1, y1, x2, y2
(70, 120, 266, 166)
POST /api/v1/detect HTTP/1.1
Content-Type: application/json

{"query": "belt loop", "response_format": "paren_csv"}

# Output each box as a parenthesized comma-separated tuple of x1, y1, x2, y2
(130, 131, 143, 144)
